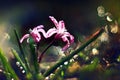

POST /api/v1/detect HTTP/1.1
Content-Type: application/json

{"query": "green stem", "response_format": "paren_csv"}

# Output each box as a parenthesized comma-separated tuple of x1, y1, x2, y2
(29, 43, 39, 79)
(14, 29, 30, 73)
(11, 48, 27, 71)
(43, 28, 104, 77)
(38, 38, 56, 63)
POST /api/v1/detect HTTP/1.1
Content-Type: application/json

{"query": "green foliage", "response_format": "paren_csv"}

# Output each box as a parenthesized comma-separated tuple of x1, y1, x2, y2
(11, 48, 27, 72)
(0, 48, 19, 80)
(29, 43, 40, 79)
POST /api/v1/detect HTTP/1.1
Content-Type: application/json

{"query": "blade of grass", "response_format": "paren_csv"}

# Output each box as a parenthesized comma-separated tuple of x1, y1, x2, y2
(14, 29, 30, 72)
(29, 43, 39, 79)
(0, 50, 11, 80)
(43, 28, 104, 77)
(11, 48, 27, 72)
(0, 48, 19, 80)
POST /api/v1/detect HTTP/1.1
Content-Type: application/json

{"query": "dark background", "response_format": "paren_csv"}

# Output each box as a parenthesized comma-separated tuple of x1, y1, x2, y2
(0, 0, 120, 36)
(0, 1, 120, 79)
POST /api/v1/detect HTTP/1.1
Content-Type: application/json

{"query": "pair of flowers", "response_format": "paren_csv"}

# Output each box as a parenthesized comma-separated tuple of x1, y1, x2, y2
(20, 16, 74, 51)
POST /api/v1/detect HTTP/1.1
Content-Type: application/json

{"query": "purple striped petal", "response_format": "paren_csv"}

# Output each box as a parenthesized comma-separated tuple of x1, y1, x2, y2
(30, 25, 46, 43)
(30, 28, 41, 42)
(58, 20, 66, 33)
(20, 34, 30, 43)
(49, 16, 59, 28)
(37, 25, 47, 38)
(46, 27, 57, 38)
(61, 35, 70, 51)
(61, 32, 74, 51)
(63, 32, 74, 44)
(35, 25, 44, 29)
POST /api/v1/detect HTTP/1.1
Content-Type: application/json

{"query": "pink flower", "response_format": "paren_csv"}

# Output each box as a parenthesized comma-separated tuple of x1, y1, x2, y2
(47, 16, 74, 51)
(20, 25, 47, 43)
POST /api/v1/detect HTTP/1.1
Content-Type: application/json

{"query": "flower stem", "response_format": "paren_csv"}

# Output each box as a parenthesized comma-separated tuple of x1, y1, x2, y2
(38, 38, 56, 63)
(29, 43, 39, 79)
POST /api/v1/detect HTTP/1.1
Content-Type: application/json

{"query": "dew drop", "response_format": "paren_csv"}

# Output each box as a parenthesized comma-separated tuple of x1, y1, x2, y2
(22, 70, 25, 74)
(11, 78, 14, 80)
(45, 76, 49, 80)
(60, 65, 63, 68)
(57, 67, 60, 70)
(85, 57, 89, 60)
(64, 61, 68, 65)
(106, 16, 112, 22)
(50, 73, 54, 76)
(16, 61, 20, 67)
(91, 61, 94, 64)
(20, 66, 23, 70)
(73, 55, 78, 59)
(92, 48, 99, 55)
(70, 59, 74, 62)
